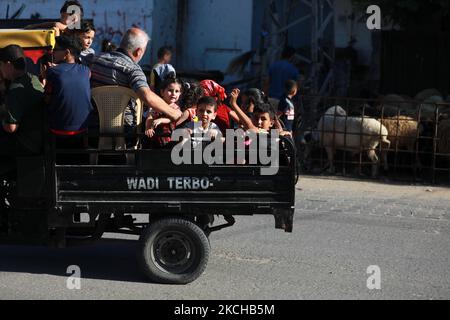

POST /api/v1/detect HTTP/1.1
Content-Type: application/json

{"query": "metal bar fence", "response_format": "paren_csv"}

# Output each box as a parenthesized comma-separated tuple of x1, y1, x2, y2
(297, 95, 450, 185)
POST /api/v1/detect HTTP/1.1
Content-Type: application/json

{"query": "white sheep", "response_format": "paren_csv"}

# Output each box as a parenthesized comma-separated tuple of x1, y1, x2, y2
(316, 106, 391, 177)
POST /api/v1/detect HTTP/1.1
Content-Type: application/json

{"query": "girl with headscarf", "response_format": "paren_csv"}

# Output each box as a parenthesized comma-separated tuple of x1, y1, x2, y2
(199, 80, 239, 134)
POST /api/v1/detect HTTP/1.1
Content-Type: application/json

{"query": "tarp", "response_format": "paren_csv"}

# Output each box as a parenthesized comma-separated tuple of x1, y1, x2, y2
(0, 29, 55, 49)
(0, 29, 55, 64)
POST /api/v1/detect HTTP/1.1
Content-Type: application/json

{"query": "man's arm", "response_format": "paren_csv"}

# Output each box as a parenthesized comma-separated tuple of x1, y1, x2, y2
(136, 87, 182, 122)
(24, 22, 66, 36)
(176, 110, 191, 127)
(24, 22, 58, 29)
(2, 91, 23, 134)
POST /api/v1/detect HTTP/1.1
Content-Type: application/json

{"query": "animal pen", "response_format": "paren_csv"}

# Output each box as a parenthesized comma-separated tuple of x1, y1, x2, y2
(297, 95, 450, 186)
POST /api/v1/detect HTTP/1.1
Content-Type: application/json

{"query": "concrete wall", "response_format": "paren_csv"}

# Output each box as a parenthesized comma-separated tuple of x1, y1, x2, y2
(151, 0, 177, 65)
(177, 0, 253, 75)
(0, 0, 154, 61)
(334, 0, 373, 65)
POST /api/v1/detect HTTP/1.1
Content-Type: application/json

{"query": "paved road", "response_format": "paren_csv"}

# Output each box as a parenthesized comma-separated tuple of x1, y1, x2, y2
(0, 177, 449, 300)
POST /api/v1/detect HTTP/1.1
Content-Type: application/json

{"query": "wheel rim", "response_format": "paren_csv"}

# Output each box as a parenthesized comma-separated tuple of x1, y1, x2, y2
(151, 231, 197, 274)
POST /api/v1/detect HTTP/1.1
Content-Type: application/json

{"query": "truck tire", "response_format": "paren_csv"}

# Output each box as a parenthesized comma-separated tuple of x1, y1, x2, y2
(138, 218, 210, 284)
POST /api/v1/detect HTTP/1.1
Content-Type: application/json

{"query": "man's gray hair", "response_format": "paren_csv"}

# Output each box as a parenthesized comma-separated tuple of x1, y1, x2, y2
(120, 29, 150, 52)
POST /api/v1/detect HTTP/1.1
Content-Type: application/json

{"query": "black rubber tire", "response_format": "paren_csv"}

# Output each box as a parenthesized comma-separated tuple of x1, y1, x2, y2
(138, 218, 210, 284)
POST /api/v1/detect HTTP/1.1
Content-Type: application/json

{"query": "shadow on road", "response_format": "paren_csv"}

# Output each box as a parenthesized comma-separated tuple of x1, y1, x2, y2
(0, 239, 152, 284)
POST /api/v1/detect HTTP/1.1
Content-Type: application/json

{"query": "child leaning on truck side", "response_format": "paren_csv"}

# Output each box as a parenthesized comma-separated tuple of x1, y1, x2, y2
(175, 81, 204, 128)
(230, 88, 291, 137)
(184, 96, 221, 149)
(145, 77, 182, 148)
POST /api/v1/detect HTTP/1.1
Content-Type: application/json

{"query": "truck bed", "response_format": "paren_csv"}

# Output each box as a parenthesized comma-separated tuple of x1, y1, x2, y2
(55, 147, 296, 216)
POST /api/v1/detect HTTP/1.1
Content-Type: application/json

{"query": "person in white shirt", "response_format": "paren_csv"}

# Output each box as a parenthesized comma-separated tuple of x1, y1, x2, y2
(184, 96, 220, 148)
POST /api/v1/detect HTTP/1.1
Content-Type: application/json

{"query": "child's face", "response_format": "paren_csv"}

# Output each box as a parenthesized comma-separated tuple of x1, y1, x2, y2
(252, 112, 274, 131)
(163, 52, 172, 64)
(290, 86, 298, 97)
(197, 104, 217, 125)
(161, 83, 182, 105)
(80, 30, 95, 50)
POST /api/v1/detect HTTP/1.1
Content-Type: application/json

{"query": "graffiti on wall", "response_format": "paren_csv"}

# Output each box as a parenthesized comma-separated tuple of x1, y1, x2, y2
(1, 0, 153, 57)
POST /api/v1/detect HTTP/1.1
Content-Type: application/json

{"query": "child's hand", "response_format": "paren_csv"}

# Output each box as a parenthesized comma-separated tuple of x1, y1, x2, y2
(208, 129, 219, 140)
(230, 88, 240, 106)
(153, 119, 163, 129)
(55, 22, 68, 31)
(279, 130, 293, 137)
(145, 128, 156, 138)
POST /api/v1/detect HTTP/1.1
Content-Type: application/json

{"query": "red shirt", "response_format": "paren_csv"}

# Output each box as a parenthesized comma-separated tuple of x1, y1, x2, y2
(214, 104, 232, 134)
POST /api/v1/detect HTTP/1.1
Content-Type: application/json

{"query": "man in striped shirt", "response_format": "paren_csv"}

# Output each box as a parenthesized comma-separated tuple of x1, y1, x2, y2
(87, 28, 181, 137)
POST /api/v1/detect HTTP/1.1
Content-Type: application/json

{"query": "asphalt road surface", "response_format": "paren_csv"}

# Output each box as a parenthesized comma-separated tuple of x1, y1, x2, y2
(0, 177, 449, 300)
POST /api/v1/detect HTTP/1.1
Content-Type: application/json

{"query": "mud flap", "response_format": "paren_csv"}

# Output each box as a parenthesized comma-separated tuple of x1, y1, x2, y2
(274, 209, 294, 233)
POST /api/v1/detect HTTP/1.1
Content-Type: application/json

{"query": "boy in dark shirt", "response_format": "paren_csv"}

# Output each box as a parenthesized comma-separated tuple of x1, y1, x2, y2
(0, 45, 45, 157)
(277, 80, 298, 133)
(45, 35, 92, 137)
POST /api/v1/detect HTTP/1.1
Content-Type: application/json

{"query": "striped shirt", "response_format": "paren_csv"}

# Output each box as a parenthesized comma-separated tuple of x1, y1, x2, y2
(87, 49, 149, 127)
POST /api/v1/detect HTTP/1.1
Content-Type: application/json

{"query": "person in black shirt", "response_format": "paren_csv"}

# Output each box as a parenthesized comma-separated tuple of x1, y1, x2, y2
(0, 45, 45, 158)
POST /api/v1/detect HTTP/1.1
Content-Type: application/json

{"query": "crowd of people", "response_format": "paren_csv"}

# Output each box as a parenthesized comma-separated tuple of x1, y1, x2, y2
(0, 0, 302, 165)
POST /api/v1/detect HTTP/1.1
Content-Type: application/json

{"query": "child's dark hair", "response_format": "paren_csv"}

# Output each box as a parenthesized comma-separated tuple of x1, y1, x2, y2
(55, 34, 82, 58)
(60, 0, 84, 17)
(80, 21, 96, 33)
(159, 76, 183, 92)
(0, 45, 26, 71)
(197, 96, 218, 112)
(243, 88, 265, 106)
(101, 39, 117, 53)
(254, 103, 276, 120)
(285, 80, 298, 94)
(157, 46, 173, 60)
(180, 81, 204, 111)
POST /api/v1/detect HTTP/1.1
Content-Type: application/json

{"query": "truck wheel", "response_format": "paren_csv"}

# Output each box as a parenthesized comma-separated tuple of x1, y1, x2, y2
(138, 218, 210, 284)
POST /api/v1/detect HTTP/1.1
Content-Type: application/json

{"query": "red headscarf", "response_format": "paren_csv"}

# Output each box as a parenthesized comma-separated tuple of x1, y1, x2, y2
(199, 80, 231, 133)
(200, 80, 227, 102)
